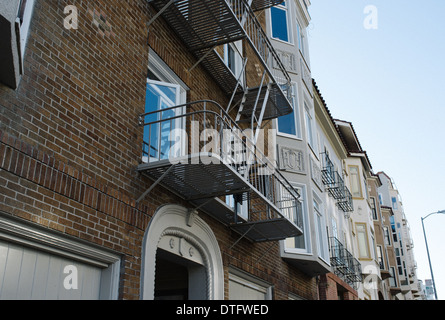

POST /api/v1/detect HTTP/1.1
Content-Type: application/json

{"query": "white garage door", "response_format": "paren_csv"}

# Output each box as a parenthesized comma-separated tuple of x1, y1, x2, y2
(0, 239, 103, 300)
(0, 214, 121, 300)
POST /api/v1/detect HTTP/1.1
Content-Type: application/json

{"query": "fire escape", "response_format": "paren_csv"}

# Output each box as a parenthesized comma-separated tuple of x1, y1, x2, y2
(320, 152, 354, 215)
(329, 237, 363, 289)
(138, 0, 303, 243)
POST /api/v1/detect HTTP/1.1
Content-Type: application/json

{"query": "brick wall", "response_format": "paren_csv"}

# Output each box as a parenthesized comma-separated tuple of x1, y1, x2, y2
(0, 0, 318, 300)
(319, 273, 359, 300)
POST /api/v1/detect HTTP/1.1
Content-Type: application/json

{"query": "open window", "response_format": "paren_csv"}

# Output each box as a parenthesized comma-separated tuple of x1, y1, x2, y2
(142, 50, 188, 163)
(0, 0, 36, 89)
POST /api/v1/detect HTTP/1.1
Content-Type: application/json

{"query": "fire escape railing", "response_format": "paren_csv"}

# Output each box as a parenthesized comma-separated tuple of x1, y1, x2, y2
(329, 237, 363, 286)
(147, 0, 293, 117)
(320, 152, 354, 213)
(138, 100, 303, 241)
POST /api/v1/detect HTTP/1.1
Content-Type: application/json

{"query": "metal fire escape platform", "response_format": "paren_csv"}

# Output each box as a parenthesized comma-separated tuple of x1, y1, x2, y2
(235, 83, 291, 123)
(137, 100, 303, 243)
(148, 0, 293, 120)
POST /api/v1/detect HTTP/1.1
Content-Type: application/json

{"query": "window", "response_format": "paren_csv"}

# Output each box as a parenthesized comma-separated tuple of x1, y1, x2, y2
(0, 0, 36, 88)
(348, 166, 362, 198)
(279, 184, 301, 227)
(277, 83, 301, 138)
(389, 267, 398, 287)
(383, 226, 391, 246)
(296, 22, 306, 57)
(391, 197, 398, 209)
(378, 193, 383, 205)
(224, 41, 244, 86)
(144, 79, 181, 161)
(226, 194, 248, 221)
(370, 197, 378, 220)
(270, 2, 291, 43)
(285, 185, 310, 253)
(304, 102, 315, 149)
(356, 223, 370, 259)
(314, 197, 329, 262)
(17, 0, 36, 59)
(143, 51, 188, 163)
(377, 245, 385, 269)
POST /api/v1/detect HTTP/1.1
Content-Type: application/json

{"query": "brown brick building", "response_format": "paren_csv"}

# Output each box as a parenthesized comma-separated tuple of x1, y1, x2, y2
(0, 0, 319, 300)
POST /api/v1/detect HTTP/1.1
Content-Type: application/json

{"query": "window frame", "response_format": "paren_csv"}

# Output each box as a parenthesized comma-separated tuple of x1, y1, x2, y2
(143, 50, 188, 163)
(313, 193, 329, 263)
(383, 226, 391, 246)
(17, 0, 36, 59)
(370, 197, 378, 220)
(284, 184, 311, 254)
(377, 245, 385, 270)
(223, 41, 245, 87)
(270, 1, 292, 44)
(296, 21, 306, 58)
(304, 102, 316, 150)
(276, 83, 302, 139)
(348, 165, 363, 199)
(391, 197, 398, 210)
(356, 222, 371, 260)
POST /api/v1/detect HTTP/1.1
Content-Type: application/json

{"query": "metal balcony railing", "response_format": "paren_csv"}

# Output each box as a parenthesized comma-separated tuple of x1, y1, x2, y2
(147, 0, 293, 119)
(138, 100, 303, 242)
(320, 153, 354, 213)
(329, 237, 362, 284)
(326, 171, 345, 200)
(337, 186, 354, 213)
(320, 152, 335, 185)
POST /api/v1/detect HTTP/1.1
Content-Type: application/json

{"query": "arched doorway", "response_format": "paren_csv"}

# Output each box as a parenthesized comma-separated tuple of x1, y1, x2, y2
(141, 204, 224, 300)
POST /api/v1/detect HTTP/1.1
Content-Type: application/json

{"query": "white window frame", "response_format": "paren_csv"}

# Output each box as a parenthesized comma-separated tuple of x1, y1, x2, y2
(17, 0, 36, 59)
(276, 83, 302, 139)
(143, 50, 188, 163)
(226, 194, 249, 221)
(313, 193, 329, 263)
(269, 1, 293, 44)
(304, 102, 316, 151)
(284, 184, 312, 254)
(223, 41, 245, 87)
(348, 165, 363, 199)
(391, 197, 398, 210)
(356, 223, 371, 259)
(144, 79, 183, 162)
(383, 226, 391, 246)
(296, 21, 308, 60)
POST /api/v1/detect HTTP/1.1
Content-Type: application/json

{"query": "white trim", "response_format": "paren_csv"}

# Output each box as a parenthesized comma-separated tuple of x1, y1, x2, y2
(228, 267, 272, 300)
(0, 212, 121, 299)
(269, 1, 293, 44)
(148, 49, 188, 101)
(140, 204, 224, 300)
(284, 183, 312, 254)
(18, 0, 36, 59)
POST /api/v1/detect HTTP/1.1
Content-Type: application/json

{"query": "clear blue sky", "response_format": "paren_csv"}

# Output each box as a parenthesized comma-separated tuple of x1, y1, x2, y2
(308, 0, 445, 299)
